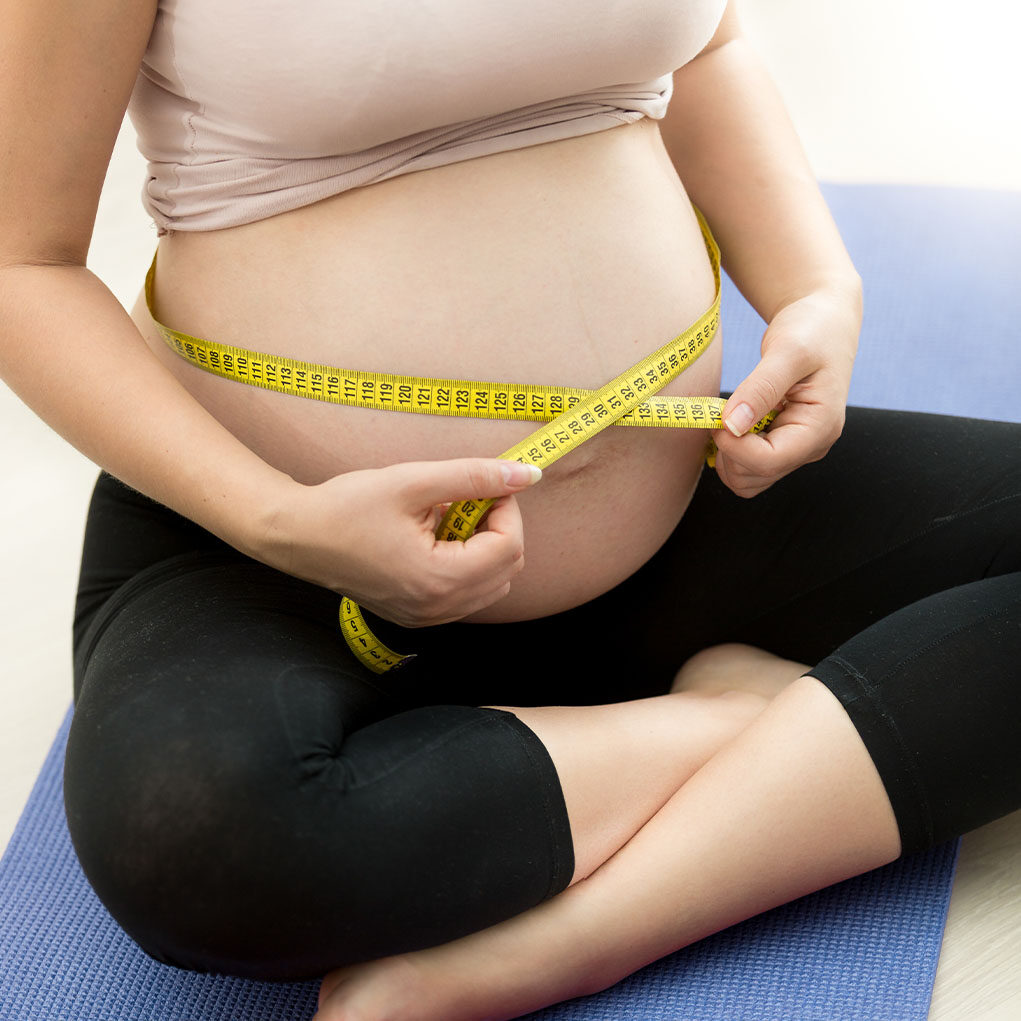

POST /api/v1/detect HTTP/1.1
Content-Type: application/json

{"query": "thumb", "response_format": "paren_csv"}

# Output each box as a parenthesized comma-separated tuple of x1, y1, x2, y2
(397, 457, 543, 507)
(722, 343, 805, 437)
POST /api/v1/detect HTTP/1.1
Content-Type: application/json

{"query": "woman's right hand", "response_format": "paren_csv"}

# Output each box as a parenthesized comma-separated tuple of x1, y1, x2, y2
(253, 458, 542, 628)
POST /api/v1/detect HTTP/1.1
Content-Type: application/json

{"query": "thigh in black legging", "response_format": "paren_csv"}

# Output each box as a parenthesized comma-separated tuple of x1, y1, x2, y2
(625, 408, 1021, 851)
(66, 477, 573, 980)
(626, 408, 1019, 663)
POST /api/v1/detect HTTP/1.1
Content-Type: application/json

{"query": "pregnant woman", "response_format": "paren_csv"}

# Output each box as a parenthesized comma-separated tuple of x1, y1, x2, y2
(1, 2, 1018, 1020)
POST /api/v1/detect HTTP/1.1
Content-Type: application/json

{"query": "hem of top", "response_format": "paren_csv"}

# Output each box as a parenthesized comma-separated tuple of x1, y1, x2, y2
(139, 110, 656, 235)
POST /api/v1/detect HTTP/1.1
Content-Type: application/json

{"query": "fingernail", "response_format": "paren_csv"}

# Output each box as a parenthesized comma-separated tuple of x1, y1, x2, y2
(725, 402, 755, 437)
(500, 461, 543, 486)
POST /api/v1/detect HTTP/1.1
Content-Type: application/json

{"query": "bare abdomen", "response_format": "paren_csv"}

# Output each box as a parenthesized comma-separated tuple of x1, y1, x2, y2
(132, 118, 723, 621)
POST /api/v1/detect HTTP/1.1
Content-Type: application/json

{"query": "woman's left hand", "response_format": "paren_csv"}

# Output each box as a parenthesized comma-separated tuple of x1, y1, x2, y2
(711, 280, 862, 498)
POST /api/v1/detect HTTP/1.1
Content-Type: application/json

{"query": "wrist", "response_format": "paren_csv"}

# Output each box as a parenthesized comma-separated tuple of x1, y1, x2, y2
(180, 455, 301, 567)
(235, 468, 306, 569)
(772, 271, 863, 324)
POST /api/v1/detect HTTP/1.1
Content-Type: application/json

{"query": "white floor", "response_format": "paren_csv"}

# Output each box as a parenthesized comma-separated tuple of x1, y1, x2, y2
(2, 1, 1018, 1017)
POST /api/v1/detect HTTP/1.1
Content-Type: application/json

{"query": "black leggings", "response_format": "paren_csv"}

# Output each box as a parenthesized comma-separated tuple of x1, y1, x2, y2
(64, 407, 1021, 980)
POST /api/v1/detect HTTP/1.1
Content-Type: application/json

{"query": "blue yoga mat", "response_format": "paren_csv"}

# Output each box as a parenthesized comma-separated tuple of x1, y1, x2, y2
(3, 182, 1019, 1020)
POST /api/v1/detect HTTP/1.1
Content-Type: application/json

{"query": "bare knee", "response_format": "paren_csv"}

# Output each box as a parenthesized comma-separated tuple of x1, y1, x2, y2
(672, 643, 809, 698)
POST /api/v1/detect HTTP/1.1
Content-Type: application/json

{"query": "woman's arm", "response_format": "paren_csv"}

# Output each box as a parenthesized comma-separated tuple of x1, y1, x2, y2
(0, 0, 535, 626)
(660, 2, 863, 497)
(0, 0, 298, 542)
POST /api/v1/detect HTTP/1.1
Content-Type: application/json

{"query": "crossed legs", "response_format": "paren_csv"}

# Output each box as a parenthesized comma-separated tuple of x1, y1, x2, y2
(69, 410, 1018, 1016)
(315, 646, 901, 1021)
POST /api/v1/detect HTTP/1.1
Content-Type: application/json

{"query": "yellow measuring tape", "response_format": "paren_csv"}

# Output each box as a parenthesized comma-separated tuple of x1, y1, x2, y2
(146, 211, 772, 673)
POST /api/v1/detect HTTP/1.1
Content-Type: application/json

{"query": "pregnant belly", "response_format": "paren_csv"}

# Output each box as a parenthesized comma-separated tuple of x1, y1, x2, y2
(132, 119, 723, 621)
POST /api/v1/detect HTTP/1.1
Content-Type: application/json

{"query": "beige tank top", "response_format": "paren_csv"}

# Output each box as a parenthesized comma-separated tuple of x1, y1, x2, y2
(128, 0, 727, 233)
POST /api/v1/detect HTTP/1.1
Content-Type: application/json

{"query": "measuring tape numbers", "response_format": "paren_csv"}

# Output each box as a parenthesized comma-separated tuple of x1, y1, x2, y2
(147, 211, 772, 673)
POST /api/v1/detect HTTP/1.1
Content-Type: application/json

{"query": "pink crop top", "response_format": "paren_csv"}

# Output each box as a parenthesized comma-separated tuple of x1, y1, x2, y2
(128, 0, 727, 233)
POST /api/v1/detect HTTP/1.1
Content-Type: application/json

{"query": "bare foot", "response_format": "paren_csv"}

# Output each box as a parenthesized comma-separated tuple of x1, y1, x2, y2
(314, 911, 607, 1021)
(671, 643, 809, 699)
(315, 954, 435, 1021)
(315, 947, 533, 1021)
